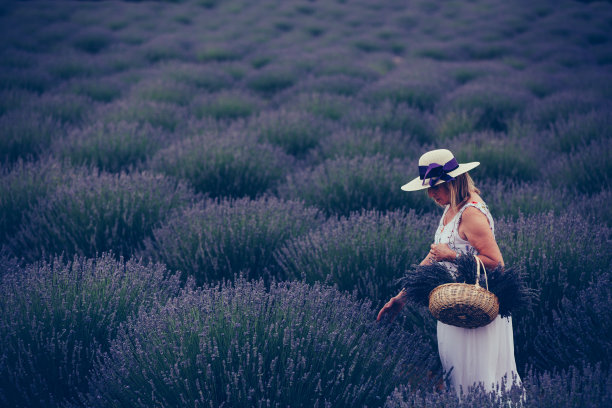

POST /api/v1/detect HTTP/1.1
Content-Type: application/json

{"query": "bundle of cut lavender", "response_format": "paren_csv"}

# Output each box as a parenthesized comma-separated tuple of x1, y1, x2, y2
(397, 254, 537, 317)
(396, 262, 455, 308)
(455, 254, 538, 317)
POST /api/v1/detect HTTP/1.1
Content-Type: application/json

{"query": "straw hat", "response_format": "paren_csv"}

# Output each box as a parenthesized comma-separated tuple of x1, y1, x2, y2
(401, 149, 480, 191)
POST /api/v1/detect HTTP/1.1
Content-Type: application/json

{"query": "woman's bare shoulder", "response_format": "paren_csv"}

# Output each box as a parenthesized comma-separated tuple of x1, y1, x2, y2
(459, 201, 492, 237)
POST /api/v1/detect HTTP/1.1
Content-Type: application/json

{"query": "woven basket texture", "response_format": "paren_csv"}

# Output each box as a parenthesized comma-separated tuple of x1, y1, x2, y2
(428, 256, 499, 328)
(429, 282, 499, 328)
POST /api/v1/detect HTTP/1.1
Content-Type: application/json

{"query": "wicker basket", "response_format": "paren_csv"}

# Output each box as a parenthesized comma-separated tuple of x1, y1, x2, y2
(428, 255, 499, 329)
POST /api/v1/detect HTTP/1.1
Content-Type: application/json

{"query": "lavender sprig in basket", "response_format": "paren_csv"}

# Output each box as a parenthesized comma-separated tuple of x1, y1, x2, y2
(397, 254, 537, 318)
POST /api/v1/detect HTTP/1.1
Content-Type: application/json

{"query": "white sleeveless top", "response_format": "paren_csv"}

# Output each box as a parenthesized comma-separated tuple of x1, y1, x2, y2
(434, 201, 521, 396)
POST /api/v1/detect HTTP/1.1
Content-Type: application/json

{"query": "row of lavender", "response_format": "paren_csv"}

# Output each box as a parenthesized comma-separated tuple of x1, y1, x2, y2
(1, 0, 611, 406)
(2, 254, 610, 407)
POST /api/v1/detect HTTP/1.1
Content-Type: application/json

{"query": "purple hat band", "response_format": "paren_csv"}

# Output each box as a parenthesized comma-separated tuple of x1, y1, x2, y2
(418, 158, 459, 187)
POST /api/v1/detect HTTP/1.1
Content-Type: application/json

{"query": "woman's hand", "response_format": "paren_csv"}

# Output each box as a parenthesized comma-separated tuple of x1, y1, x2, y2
(376, 292, 407, 323)
(429, 243, 456, 262)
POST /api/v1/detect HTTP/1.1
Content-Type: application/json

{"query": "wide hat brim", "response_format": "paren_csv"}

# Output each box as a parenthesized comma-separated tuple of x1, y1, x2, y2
(401, 162, 480, 191)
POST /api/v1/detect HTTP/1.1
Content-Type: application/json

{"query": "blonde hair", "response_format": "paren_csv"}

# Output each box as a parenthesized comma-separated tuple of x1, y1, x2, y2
(428, 173, 480, 209)
(447, 173, 480, 210)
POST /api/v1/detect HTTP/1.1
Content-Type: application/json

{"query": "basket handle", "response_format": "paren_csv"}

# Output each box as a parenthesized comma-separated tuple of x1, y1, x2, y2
(474, 255, 489, 291)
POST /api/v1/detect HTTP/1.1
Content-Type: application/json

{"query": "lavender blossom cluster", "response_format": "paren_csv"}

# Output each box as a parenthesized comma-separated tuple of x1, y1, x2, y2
(0, 0, 611, 406)
(83, 279, 438, 407)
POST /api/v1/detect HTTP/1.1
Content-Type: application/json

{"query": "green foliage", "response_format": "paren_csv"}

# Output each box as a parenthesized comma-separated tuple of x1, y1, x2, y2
(435, 109, 480, 140)
(196, 44, 241, 62)
(0, 159, 84, 246)
(344, 102, 435, 144)
(72, 29, 113, 54)
(449, 132, 541, 182)
(525, 91, 601, 129)
(360, 75, 448, 111)
(149, 131, 293, 198)
(278, 155, 436, 216)
(130, 77, 195, 106)
(9, 171, 195, 262)
(85, 279, 437, 407)
(248, 109, 332, 157)
(547, 138, 612, 194)
(275, 210, 435, 300)
(0, 254, 183, 408)
(143, 197, 323, 285)
(497, 212, 612, 370)
(69, 76, 125, 102)
(99, 99, 186, 131)
(159, 62, 235, 91)
(54, 121, 167, 172)
(27, 92, 93, 124)
(481, 180, 569, 219)
(547, 109, 612, 153)
(0, 111, 63, 163)
(311, 127, 419, 162)
(245, 64, 299, 95)
(287, 92, 356, 121)
(439, 81, 532, 132)
(191, 90, 263, 120)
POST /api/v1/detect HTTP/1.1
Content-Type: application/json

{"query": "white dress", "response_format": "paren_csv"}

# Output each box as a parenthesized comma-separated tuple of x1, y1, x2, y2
(434, 200, 520, 396)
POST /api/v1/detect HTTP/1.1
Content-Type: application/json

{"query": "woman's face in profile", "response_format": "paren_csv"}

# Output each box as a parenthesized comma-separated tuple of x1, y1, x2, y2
(427, 183, 450, 206)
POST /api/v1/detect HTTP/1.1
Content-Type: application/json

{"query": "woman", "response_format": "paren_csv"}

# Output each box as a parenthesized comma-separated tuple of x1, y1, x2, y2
(376, 148, 520, 396)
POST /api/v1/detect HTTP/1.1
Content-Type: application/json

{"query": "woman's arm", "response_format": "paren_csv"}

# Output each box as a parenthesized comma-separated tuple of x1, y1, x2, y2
(419, 251, 436, 265)
(458, 206, 504, 270)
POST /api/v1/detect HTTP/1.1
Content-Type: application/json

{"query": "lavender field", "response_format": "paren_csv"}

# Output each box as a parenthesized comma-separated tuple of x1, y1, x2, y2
(0, 0, 611, 406)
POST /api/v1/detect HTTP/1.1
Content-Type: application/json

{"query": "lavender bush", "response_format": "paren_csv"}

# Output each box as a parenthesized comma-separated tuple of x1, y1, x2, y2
(130, 77, 196, 106)
(159, 61, 235, 92)
(1, 0, 611, 404)
(84, 279, 438, 407)
(437, 80, 532, 132)
(46, 54, 96, 81)
(0, 110, 63, 163)
(546, 138, 612, 194)
(72, 27, 114, 54)
(247, 109, 333, 158)
(310, 127, 420, 163)
(274, 210, 435, 301)
(53, 121, 167, 172)
(8, 171, 195, 262)
(531, 273, 612, 371)
(141, 33, 191, 63)
(142, 197, 322, 285)
(0, 66, 54, 94)
(386, 364, 611, 408)
(286, 92, 357, 121)
(547, 109, 612, 153)
(480, 180, 569, 219)
(190, 90, 264, 120)
(279, 154, 436, 216)
(290, 74, 366, 96)
(525, 90, 603, 130)
(570, 188, 611, 227)
(497, 212, 612, 370)
(343, 102, 435, 144)
(98, 99, 187, 132)
(448, 132, 542, 182)
(0, 88, 36, 116)
(359, 67, 452, 112)
(0, 159, 85, 246)
(27, 91, 93, 124)
(434, 109, 481, 140)
(149, 131, 293, 198)
(0, 253, 183, 408)
(68, 75, 126, 103)
(245, 63, 300, 96)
